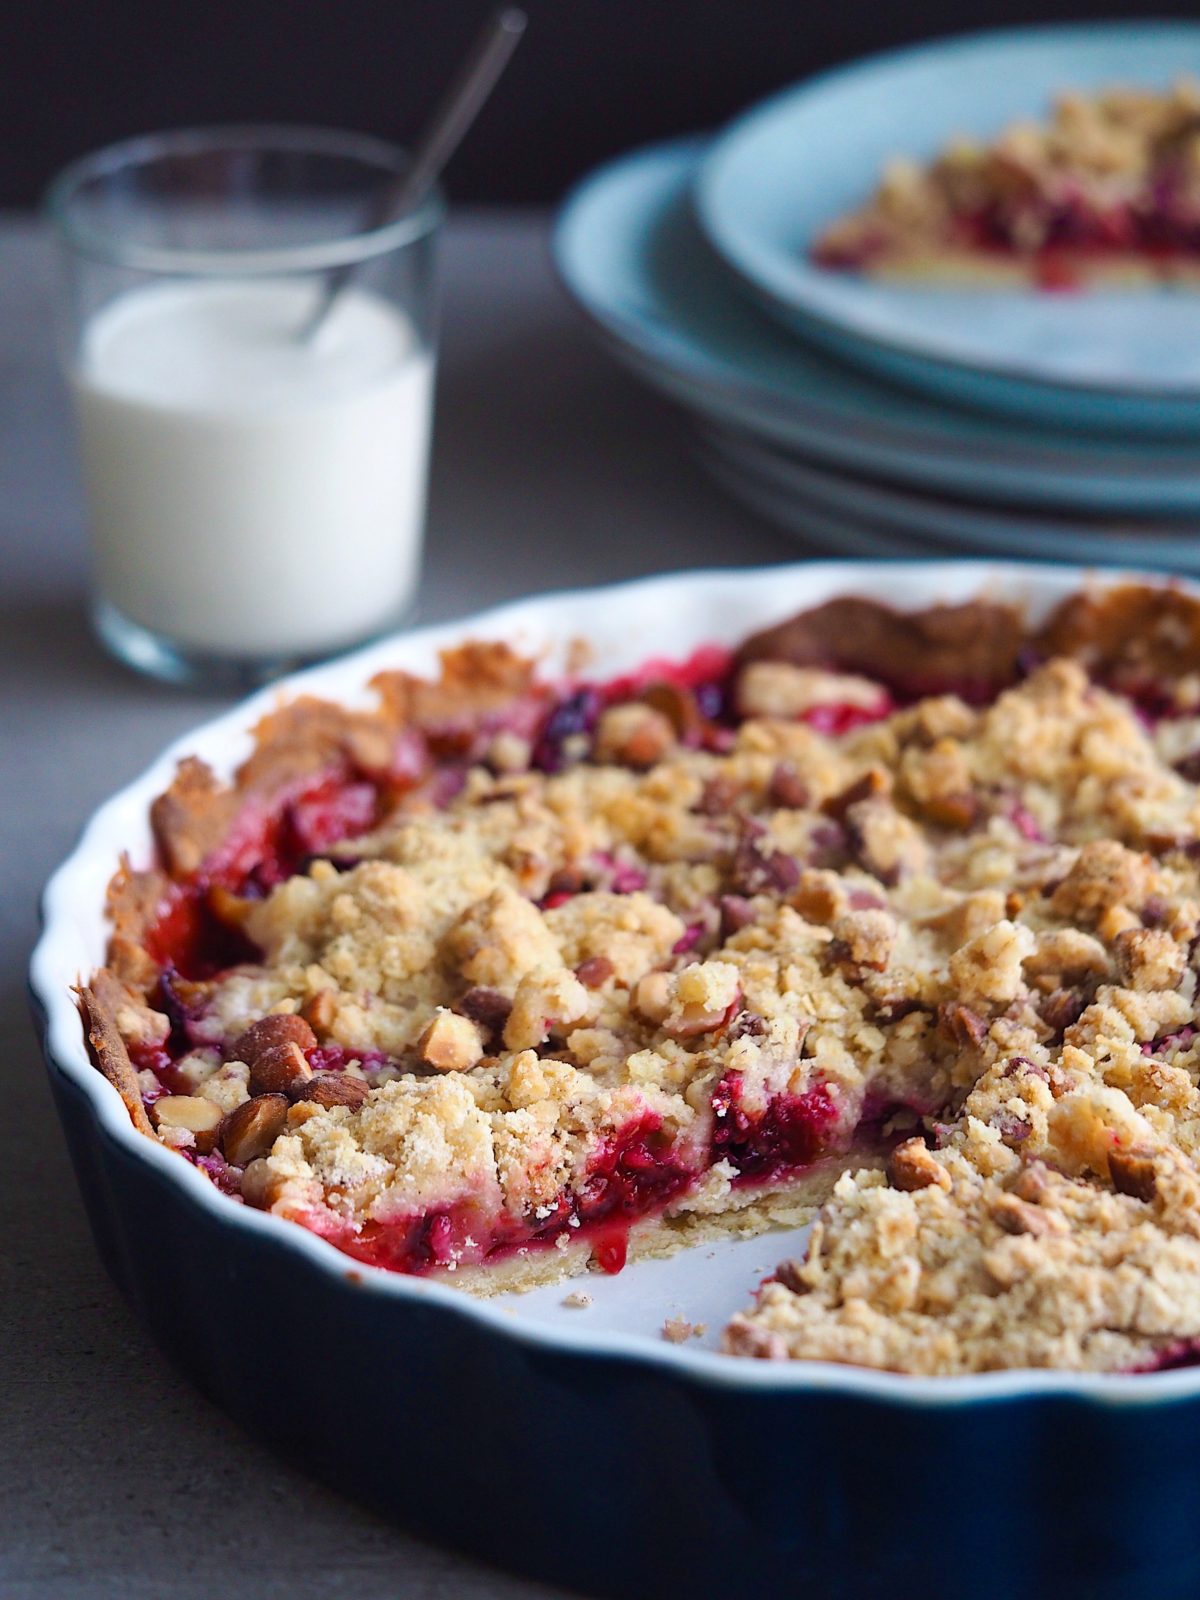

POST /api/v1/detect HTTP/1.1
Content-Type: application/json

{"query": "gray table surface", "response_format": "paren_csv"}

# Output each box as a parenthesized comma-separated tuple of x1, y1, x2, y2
(1, 209, 798, 1597)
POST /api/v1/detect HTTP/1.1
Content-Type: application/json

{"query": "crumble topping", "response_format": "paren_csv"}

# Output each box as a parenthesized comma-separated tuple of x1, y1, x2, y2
(79, 584, 1200, 1373)
(662, 1317, 706, 1344)
(813, 80, 1200, 285)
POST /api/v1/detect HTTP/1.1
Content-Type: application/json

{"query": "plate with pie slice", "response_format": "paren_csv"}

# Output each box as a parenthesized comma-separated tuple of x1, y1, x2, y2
(555, 137, 1200, 513)
(695, 22, 1200, 431)
(698, 422, 1200, 572)
(30, 561, 1200, 1600)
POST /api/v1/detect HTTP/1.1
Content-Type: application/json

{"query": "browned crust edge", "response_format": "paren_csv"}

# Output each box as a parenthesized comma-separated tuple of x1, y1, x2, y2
(77, 970, 155, 1136)
(737, 596, 1027, 691)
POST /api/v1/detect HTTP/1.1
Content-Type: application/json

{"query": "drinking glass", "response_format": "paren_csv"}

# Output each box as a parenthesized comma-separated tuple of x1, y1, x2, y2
(47, 126, 443, 687)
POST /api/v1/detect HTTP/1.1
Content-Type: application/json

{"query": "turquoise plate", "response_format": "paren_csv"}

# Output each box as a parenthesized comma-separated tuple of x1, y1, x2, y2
(700, 424, 1200, 573)
(555, 138, 1200, 509)
(695, 23, 1200, 433)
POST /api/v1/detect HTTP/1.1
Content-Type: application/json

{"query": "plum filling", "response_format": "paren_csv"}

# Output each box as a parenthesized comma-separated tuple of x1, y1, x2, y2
(1124, 1338, 1200, 1374)
(710, 1073, 842, 1183)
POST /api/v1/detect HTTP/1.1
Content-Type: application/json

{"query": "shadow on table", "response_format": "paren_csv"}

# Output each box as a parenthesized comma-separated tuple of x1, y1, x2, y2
(5, 591, 149, 700)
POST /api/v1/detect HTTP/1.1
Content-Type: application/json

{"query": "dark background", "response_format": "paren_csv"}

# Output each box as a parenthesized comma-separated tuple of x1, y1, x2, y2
(0, 1, 1180, 208)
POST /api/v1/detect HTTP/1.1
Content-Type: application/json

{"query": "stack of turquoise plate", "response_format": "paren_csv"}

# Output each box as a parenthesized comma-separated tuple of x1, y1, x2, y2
(554, 22, 1200, 568)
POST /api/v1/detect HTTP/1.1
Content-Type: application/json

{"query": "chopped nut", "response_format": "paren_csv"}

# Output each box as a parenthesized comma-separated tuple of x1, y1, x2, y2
(696, 774, 741, 816)
(592, 702, 676, 768)
(417, 1009, 486, 1073)
(1109, 1147, 1158, 1203)
(1012, 1163, 1052, 1204)
(640, 681, 701, 741)
(1039, 988, 1086, 1034)
(1097, 903, 1142, 942)
(729, 824, 800, 897)
(767, 761, 810, 810)
(719, 894, 756, 937)
(297, 1072, 371, 1109)
(545, 866, 585, 898)
(988, 1193, 1067, 1236)
(151, 1094, 223, 1153)
(633, 970, 672, 1023)
(220, 1093, 289, 1165)
(504, 968, 590, 1052)
(575, 955, 615, 989)
(938, 1001, 989, 1049)
(453, 986, 512, 1039)
(922, 791, 979, 830)
(232, 1013, 317, 1067)
(249, 1040, 314, 1097)
(790, 868, 846, 924)
(487, 731, 532, 773)
(821, 766, 892, 823)
(300, 990, 337, 1035)
(774, 1258, 808, 1293)
(887, 1137, 951, 1192)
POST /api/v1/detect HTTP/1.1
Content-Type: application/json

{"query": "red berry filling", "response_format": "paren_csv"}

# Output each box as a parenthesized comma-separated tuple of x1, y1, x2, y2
(327, 1112, 696, 1277)
(710, 1072, 842, 1183)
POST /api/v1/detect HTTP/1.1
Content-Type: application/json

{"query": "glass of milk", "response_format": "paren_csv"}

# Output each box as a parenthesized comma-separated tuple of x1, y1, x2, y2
(46, 127, 443, 686)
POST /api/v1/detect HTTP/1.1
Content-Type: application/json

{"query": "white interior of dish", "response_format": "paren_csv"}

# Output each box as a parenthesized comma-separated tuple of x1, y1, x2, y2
(33, 560, 1200, 1402)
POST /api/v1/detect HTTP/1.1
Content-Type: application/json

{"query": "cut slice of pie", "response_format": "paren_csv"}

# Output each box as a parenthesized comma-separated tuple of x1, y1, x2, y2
(79, 581, 1200, 1371)
(813, 81, 1200, 289)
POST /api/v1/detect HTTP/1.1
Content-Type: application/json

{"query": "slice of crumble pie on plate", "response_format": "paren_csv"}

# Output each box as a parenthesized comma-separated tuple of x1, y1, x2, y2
(813, 81, 1200, 289)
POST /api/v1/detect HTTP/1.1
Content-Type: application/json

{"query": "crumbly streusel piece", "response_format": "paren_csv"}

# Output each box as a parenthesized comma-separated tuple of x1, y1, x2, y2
(726, 1017, 1200, 1374)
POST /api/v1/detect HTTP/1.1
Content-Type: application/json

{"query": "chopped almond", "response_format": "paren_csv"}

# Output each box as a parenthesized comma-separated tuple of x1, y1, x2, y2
(152, 1095, 223, 1153)
(417, 1010, 486, 1073)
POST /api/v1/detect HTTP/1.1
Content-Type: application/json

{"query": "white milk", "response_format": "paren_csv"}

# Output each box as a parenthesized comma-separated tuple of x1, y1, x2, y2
(73, 279, 434, 658)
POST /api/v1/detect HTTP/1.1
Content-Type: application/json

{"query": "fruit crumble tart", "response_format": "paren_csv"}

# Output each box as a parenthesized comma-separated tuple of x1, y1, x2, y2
(812, 81, 1200, 289)
(80, 582, 1200, 1373)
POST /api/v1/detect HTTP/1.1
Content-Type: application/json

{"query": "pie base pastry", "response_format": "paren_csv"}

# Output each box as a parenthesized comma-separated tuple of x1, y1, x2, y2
(80, 581, 1200, 1374)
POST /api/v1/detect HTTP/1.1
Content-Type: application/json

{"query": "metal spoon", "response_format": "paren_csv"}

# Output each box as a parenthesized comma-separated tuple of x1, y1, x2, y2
(301, 6, 527, 341)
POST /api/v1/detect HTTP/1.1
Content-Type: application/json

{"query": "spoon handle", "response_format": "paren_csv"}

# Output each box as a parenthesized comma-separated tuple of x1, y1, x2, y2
(303, 6, 527, 340)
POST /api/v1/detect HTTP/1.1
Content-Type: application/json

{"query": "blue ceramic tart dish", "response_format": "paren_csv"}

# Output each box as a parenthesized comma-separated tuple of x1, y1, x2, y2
(30, 564, 1200, 1600)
